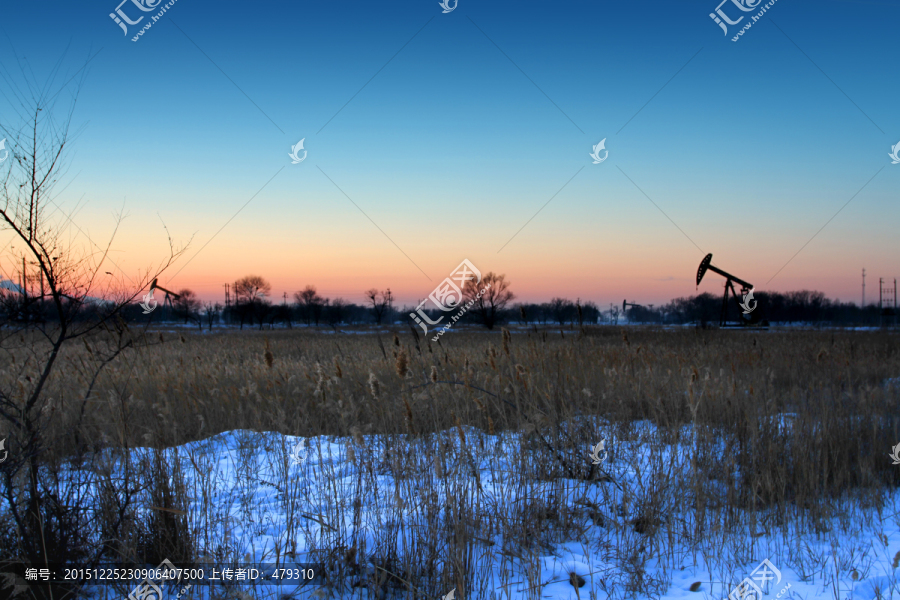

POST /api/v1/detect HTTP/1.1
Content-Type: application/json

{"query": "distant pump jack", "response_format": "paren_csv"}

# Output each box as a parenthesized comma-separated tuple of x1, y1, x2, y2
(148, 278, 182, 317)
(623, 299, 642, 312)
(623, 299, 646, 323)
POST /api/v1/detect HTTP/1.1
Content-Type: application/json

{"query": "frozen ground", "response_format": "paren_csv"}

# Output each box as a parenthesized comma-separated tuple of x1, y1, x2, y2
(63, 421, 900, 600)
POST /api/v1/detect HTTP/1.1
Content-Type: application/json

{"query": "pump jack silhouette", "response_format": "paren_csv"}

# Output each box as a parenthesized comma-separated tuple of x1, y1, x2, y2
(695, 254, 763, 327)
(623, 299, 642, 313)
(623, 300, 645, 323)
(148, 278, 181, 319)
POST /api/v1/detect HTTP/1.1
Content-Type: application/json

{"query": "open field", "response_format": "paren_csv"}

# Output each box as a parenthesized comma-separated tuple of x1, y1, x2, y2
(4, 0, 899, 596)
(3, 326, 900, 599)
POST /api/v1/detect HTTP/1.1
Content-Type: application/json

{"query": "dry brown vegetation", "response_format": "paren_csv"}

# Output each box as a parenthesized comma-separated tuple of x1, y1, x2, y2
(3, 326, 900, 598)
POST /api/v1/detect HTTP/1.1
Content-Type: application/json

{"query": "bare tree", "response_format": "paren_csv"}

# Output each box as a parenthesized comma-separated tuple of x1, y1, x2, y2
(253, 300, 272, 330)
(273, 301, 293, 329)
(549, 297, 575, 326)
(294, 285, 325, 326)
(463, 272, 515, 330)
(231, 298, 253, 329)
(233, 275, 271, 302)
(204, 301, 221, 330)
(233, 275, 271, 330)
(0, 54, 186, 582)
(172, 288, 201, 326)
(326, 297, 347, 328)
(365, 288, 391, 325)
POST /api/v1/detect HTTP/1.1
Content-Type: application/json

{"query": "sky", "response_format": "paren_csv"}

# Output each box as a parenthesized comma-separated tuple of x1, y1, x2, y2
(0, 0, 897, 308)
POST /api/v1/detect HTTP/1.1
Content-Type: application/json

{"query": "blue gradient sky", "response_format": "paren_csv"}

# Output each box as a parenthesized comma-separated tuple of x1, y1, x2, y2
(0, 0, 896, 307)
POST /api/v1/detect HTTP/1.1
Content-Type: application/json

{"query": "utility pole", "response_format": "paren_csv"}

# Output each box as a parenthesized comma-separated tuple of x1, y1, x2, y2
(862, 268, 866, 307)
(283, 291, 287, 305)
(385, 288, 394, 324)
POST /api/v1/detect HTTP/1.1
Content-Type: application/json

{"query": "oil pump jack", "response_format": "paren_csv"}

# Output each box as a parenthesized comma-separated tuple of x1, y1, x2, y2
(623, 300, 643, 323)
(695, 253, 763, 327)
(623, 300, 642, 312)
(149, 278, 181, 320)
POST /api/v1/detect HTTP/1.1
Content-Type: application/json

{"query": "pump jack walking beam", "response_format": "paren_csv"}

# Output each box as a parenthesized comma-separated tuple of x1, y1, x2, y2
(149, 278, 181, 318)
(149, 278, 181, 300)
(623, 299, 642, 312)
(696, 254, 752, 290)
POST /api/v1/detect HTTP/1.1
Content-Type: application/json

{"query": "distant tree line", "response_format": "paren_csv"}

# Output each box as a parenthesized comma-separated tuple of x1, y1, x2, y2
(660, 290, 886, 326)
(103, 286, 900, 329)
(101, 276, 401, 330)
(3, 272, 888, 329)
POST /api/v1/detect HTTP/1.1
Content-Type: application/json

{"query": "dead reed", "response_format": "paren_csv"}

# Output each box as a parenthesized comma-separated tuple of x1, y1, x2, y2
(2, 326, 899, 598)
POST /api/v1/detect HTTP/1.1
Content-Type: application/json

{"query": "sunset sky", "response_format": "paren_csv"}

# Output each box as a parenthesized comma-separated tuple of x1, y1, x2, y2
(0, 0, 897, 308)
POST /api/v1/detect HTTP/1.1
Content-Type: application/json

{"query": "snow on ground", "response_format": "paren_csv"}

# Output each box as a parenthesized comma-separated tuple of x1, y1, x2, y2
(68, 419, 900, 600)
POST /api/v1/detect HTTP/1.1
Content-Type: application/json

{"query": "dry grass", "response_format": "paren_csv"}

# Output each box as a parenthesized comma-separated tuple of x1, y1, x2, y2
(2, 326, 900, 598)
